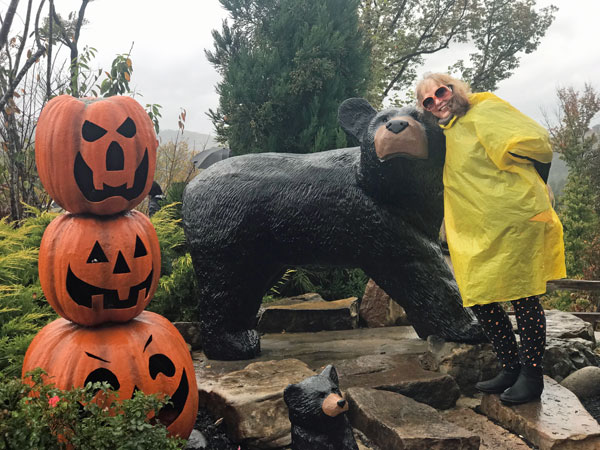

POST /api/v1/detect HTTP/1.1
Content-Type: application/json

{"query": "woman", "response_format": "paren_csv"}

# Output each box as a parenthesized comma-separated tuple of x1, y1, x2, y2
(415, 73, 566, 404)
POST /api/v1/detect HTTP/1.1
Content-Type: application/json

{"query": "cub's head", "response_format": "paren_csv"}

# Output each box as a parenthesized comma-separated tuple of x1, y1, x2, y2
(284, 365, 349, 431)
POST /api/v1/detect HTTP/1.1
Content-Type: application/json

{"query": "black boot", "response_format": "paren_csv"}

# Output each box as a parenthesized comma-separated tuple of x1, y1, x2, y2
(475, 367, 520, 394)
(500, 365, 544, 405)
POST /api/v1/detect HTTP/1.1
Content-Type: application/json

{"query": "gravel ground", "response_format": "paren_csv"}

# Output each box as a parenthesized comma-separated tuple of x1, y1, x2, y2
(581, 396, 600, 424)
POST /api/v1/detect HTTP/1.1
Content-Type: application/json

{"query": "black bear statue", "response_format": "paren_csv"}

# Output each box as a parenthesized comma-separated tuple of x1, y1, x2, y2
(182, 98, 484, 360)
(284, 365, 358, 450)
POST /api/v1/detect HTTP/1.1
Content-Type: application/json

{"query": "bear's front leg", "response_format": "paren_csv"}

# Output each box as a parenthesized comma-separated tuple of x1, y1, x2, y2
(365, 252, 486, 343)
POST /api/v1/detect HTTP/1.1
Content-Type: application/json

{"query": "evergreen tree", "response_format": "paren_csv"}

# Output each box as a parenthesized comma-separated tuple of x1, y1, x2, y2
(548, 85, 600, 276)
(206, 0, 369, 154)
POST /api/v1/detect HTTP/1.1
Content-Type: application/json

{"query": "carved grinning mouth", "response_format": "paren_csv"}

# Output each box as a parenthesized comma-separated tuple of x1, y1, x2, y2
(66, 264, 153, 309)
(74, 149, 149, 202)
(138, 369, 190, 428)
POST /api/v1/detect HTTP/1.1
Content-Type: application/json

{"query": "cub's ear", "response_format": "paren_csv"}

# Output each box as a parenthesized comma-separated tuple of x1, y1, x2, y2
(320, 364, 339, 386)
(284, 383, 301, 404)
(338, 98, 377, 143)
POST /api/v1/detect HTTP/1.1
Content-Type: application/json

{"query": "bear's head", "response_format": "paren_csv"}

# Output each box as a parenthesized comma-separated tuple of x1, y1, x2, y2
(338, 98, 446, 233)
(284, 365, 349, 432)
(338, 98, 445, 165)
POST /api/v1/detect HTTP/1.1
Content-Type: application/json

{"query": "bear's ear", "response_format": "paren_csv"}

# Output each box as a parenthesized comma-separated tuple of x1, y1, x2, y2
(284, 383, 301, 405)
(320, 364, 339, 386)
(338, 98, 377, 143)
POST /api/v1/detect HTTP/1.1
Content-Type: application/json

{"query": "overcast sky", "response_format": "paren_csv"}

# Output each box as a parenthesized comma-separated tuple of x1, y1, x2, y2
(11, 0, 600, 134)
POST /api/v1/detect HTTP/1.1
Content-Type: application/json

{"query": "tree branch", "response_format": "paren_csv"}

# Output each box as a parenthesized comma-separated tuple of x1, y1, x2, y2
(0, 0, 20, 50)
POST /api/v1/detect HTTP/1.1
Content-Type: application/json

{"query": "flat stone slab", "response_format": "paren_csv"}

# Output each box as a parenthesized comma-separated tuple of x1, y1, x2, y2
(258, 296, 359, 332)
(336, 354, 460, 410)
(196, 358, 315, 448)
(346, 387, 480, 450)
(441, 407, 531, 450)
(480, 376, 600, 449)
(193, 325, 427, 375)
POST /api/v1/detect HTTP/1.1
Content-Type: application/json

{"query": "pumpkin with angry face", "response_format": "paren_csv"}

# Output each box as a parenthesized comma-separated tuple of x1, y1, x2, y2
(39, 210, 160, 326)
(22, 311, 199, 438)
(35, 95, 158, 215)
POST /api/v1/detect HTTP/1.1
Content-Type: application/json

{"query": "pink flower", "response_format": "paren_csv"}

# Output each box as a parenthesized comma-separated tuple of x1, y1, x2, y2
(48, 395, 60, 407)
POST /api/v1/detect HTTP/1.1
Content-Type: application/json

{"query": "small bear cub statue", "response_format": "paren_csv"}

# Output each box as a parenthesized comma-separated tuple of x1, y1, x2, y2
(284, 365, 358, 450)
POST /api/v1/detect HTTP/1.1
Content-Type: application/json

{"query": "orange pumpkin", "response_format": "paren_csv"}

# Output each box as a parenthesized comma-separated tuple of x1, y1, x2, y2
(35, 95, 158, 215)
(22, 311, 199, 439)
(39, 210, 160, 326)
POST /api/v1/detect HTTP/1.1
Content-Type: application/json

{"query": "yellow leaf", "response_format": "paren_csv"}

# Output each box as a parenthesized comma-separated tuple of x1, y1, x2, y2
(126, 58, 132, 68)
(124, 72, 130, 81)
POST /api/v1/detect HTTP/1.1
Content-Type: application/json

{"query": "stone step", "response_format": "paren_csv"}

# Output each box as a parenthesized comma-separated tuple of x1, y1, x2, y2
(441, 405, 531, 450)
(257, 296, 359, 333)
(346, 387, 480, 450)
(480, 376, 600, 449)
(195, 358, 315, 449)
(335, 354, 460, 410)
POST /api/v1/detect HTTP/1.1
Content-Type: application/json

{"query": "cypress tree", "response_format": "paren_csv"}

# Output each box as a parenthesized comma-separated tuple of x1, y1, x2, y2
(207, 0, 370, 155)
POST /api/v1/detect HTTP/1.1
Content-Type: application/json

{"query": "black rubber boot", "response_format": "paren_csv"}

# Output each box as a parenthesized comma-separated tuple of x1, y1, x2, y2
(475, 367, 520, 394)
(500, 366, 544, 405)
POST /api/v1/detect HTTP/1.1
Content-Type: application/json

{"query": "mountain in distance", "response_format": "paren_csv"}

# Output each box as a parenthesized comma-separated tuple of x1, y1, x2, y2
(158, 129, 220, 151)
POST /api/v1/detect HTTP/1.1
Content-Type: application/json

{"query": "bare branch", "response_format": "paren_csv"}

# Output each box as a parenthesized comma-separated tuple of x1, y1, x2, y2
(0, 0, 20, 50)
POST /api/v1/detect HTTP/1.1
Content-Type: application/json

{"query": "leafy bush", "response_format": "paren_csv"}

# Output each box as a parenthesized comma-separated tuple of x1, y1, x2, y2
(148, 254, 198, 322)
(0, 208, 58, 377)
(150, 202, 186, 276)
(273, 266, 369, 301)
(0, 369, 185, 449)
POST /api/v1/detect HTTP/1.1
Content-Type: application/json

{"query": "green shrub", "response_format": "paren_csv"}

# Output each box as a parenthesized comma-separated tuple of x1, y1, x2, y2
(0, 369, 186, 449)
(0, 208, 59, 377)
(148, 254, 198, 322)
(273, 266, 369, 301)
(150, 202, 186, 276)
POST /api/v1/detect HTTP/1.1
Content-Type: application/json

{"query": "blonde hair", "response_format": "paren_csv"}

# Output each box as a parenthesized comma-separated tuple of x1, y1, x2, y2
(416, 73, 472, 119)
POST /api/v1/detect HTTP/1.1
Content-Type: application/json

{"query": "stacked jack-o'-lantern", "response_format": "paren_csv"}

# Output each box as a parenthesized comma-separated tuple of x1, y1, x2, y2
(22, 95, 198, 439)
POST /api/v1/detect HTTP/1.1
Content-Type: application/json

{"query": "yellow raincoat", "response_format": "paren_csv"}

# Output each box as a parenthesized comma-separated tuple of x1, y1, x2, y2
(440, 92, 566, 307)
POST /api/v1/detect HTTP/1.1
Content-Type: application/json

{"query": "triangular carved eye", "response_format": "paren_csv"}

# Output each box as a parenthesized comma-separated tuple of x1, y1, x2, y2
(134, 235, 147, 257)
(116, 117, 136, 138)
(87, 241, 109, 263)
(82, 120, 107, 142)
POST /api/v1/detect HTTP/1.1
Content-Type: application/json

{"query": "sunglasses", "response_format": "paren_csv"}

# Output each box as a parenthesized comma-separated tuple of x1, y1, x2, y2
(422, 85, 452, 111)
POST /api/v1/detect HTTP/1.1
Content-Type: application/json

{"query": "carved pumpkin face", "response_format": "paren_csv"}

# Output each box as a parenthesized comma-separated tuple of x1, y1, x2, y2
(39, 210, 160, 326)
(22, 311, 199, 439)
(35, 95, 158, 215)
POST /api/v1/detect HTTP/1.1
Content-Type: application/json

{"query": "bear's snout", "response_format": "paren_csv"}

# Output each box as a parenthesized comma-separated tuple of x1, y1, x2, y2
(386, 119, 409, 134)
(322, 392, 349, 417)
(374, 115, 428, 161)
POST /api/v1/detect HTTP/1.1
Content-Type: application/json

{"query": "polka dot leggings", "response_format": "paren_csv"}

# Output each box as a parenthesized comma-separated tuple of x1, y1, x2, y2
(471, 296, 546, 370)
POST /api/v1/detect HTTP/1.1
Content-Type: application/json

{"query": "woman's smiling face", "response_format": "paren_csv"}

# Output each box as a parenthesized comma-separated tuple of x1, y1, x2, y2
(419, 80, 453, 120)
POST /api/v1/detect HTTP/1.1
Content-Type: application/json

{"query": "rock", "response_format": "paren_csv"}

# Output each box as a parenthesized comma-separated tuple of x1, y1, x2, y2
(257, 297, 359, 333)
(173, 322, 203, 350)
(196, 358, 316, 448)
(359, 279, 409, 328)
(336, 354, 460, 410)
(441, 407, 531, 450)
(346, 387, 480, 450)
(419, 335, 500, 395)
(480, 376, 600, 450)
(510, 310, 595, 343)
(185, 429, 208, 449)
(561, 366, 600, 400)
(546, 310, 596, 343)
(544, 337, 600, 382)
